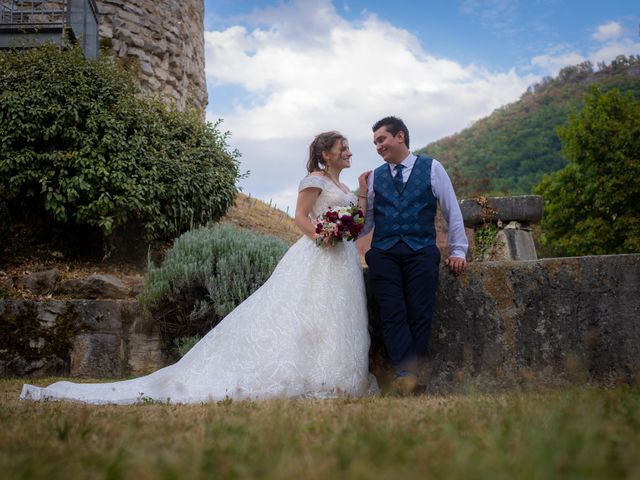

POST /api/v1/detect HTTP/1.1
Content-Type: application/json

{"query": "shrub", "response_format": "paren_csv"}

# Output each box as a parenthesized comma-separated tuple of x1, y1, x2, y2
(0, 44, 240, 256)
(140, 224, 290, 357)
(174, 335, 202, 357)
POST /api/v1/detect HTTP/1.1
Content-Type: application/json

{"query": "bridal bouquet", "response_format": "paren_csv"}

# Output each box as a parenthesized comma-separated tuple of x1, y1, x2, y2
(315, 204, 365, 247)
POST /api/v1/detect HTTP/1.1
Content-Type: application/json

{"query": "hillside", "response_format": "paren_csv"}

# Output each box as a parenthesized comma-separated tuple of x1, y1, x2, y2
(222, 193, 301, 244)
(416, 55, 640, 198)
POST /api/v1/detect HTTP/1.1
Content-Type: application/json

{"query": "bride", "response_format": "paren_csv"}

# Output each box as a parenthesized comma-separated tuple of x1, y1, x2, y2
(20, 131, 374, 404)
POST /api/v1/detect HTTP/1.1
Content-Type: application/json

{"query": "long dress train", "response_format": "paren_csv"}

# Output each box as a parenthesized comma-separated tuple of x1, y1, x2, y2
(20, 175, 373, 404)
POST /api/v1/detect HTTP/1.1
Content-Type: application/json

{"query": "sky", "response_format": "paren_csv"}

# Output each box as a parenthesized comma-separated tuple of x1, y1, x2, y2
(202, 0, 640, 214)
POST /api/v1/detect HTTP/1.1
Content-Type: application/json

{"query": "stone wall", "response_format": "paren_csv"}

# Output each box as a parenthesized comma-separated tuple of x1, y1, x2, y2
(96, 0, 207, 111)
(0, 271, 163, 378)
(0, 299, 164, 377)
(427, 253, 640, 390)
(2, 254, 639, 387)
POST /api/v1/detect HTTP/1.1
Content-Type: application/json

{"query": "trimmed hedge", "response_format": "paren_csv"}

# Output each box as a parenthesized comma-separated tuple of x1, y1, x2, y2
(0, 44, 240, 254)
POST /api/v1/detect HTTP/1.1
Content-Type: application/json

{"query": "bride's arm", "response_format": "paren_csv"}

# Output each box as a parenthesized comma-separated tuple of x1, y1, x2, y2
(295, 187, 321, 239)
(357, 170, 372, 215)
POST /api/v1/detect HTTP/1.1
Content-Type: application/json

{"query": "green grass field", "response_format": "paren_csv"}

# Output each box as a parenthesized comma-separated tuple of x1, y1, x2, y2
(1, 378, 639, 479)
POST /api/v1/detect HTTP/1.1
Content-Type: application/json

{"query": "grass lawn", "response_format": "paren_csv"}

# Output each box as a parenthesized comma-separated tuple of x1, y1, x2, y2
(1, 378, 639, 479)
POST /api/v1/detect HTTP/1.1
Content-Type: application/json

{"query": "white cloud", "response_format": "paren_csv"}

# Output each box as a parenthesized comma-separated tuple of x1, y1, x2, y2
(529, 33, 640, 77)
(592, 21, 624, 41)
(589, 38, 640, 65)
(531, 51, 585, 74)
(205, 0, 535, 213)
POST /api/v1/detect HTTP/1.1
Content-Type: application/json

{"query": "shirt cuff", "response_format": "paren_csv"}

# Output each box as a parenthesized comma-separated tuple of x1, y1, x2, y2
(449, 248, 467, 259)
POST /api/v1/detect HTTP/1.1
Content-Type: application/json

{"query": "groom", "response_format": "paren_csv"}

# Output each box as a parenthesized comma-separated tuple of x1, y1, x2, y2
(362, 116, 468, 394)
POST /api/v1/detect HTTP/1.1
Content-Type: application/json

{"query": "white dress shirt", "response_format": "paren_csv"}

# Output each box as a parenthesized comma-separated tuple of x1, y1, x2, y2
(363, 153, 468, 259)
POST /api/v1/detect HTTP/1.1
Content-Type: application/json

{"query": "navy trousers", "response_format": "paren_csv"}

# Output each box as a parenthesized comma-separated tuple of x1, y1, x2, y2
(365, 241, 440, 375)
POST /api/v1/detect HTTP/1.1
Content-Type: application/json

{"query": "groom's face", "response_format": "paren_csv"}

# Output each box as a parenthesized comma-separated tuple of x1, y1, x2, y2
(373, 126, 405, 164)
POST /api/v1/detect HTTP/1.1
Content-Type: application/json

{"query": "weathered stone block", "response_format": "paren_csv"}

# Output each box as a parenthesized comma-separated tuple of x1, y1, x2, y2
(128, 332, 164, 375)
(69, 299, 135, 332)
(116, 9, 140, 25)
(144, 76, 162, 90)
(483, 223, 538, 261)
(99, 24, 114, 38)
(17, 268, 60, 294)
(126, 46, 151, 62)
(461, 195, 543, 227)
(123, 3, 145, 16)
(70, 333, 122, 377)
(139, 61, 154, 76)
(57, 274, 130, 299)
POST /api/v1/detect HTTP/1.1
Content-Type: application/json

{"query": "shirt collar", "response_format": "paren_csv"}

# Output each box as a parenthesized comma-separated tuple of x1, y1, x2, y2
(388, 153, 416, 173)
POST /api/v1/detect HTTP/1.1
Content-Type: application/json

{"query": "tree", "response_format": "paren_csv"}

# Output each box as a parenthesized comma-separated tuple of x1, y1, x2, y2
(534, 87, 640, 256)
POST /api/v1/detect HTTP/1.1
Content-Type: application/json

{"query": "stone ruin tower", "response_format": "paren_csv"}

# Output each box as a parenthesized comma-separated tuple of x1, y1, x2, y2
(96, 0, 207, 111)
(0, 0, 206, 111)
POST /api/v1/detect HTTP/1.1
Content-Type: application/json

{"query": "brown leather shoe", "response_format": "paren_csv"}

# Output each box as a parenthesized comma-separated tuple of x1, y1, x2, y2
(391, 374, 420, 396)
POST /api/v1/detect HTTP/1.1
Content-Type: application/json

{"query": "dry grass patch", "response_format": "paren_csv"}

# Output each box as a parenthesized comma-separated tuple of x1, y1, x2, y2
(1, 378, 639, 479)
(222, 193, 300, 245)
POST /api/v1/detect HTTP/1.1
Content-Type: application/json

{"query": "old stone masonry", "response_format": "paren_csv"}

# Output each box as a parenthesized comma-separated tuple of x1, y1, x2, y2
(2, 0, 207, 110)
(97, 0, 207, 111)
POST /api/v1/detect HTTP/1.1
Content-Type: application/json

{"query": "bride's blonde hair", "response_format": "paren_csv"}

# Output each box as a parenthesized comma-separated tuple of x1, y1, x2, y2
(307, 131, 346, 173)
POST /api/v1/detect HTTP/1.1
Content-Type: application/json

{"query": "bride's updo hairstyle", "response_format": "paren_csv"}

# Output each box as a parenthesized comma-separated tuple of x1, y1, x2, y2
(307, 131, 346, 173)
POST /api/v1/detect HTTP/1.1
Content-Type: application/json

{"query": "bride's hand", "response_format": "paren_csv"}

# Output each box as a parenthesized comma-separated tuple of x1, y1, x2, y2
(358, 170, 372, 195)
(314, 232, 333, 246)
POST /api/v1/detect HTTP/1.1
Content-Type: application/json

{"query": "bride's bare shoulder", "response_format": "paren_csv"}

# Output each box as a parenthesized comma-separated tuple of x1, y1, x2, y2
(307, 172, 325, 177)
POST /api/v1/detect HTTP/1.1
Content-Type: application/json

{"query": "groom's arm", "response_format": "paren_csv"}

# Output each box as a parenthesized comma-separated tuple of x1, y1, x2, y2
(431, 160, 468, 274)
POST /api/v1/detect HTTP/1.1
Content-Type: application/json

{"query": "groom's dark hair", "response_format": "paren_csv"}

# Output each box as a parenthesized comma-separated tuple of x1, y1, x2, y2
(372, 116, 410, 148)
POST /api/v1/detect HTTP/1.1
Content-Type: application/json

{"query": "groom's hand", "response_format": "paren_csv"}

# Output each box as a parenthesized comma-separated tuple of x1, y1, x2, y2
(445, 256, 467, 276)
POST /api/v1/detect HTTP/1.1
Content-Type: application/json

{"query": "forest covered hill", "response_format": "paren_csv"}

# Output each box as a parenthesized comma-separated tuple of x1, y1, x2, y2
(416, 55, 640, 198)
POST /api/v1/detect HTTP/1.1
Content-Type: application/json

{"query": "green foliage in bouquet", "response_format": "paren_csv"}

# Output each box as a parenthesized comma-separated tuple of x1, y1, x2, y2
(534, 87, 640, 256)
(0, 44, 240, 254)
(140, 224, 289, 357)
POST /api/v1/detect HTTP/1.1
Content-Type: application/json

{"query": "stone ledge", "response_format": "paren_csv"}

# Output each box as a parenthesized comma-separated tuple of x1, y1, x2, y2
(460, 195, 543, 227)
(3, 271, 144, 299)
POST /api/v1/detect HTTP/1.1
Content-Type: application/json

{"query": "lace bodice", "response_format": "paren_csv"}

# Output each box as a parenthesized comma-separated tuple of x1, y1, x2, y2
(298, 175, 357, 219)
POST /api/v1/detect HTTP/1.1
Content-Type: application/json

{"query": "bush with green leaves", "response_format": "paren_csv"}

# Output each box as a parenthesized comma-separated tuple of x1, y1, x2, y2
(140, 224, 290, 357)
(534, 87, 640, 256)
(0, 44, 240, 254)
(174, 335, 202, 357)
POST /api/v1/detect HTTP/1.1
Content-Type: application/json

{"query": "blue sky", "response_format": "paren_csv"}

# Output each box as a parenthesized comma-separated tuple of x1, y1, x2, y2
(202, 0, 639, 213)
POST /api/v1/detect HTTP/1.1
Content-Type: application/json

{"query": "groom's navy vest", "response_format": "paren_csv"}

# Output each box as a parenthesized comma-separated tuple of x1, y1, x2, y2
(372, 155, 437, 251)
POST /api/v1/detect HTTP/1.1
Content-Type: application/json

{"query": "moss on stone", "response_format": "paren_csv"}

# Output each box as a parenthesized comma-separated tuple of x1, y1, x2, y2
(472, 224, 499, 262)
(0, 301, 85, 374)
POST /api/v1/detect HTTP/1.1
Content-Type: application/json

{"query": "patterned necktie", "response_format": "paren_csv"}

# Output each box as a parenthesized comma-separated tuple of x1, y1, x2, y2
(393, 164, 405, 193)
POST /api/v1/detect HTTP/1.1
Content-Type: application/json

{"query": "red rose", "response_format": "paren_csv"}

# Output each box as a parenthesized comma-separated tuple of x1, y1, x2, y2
(326, 210, 339, 222)
(341, 214, 354, 226)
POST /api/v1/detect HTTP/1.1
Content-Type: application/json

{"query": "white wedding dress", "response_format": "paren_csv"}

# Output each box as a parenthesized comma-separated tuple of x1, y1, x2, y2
(21, 175, 373, 404)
